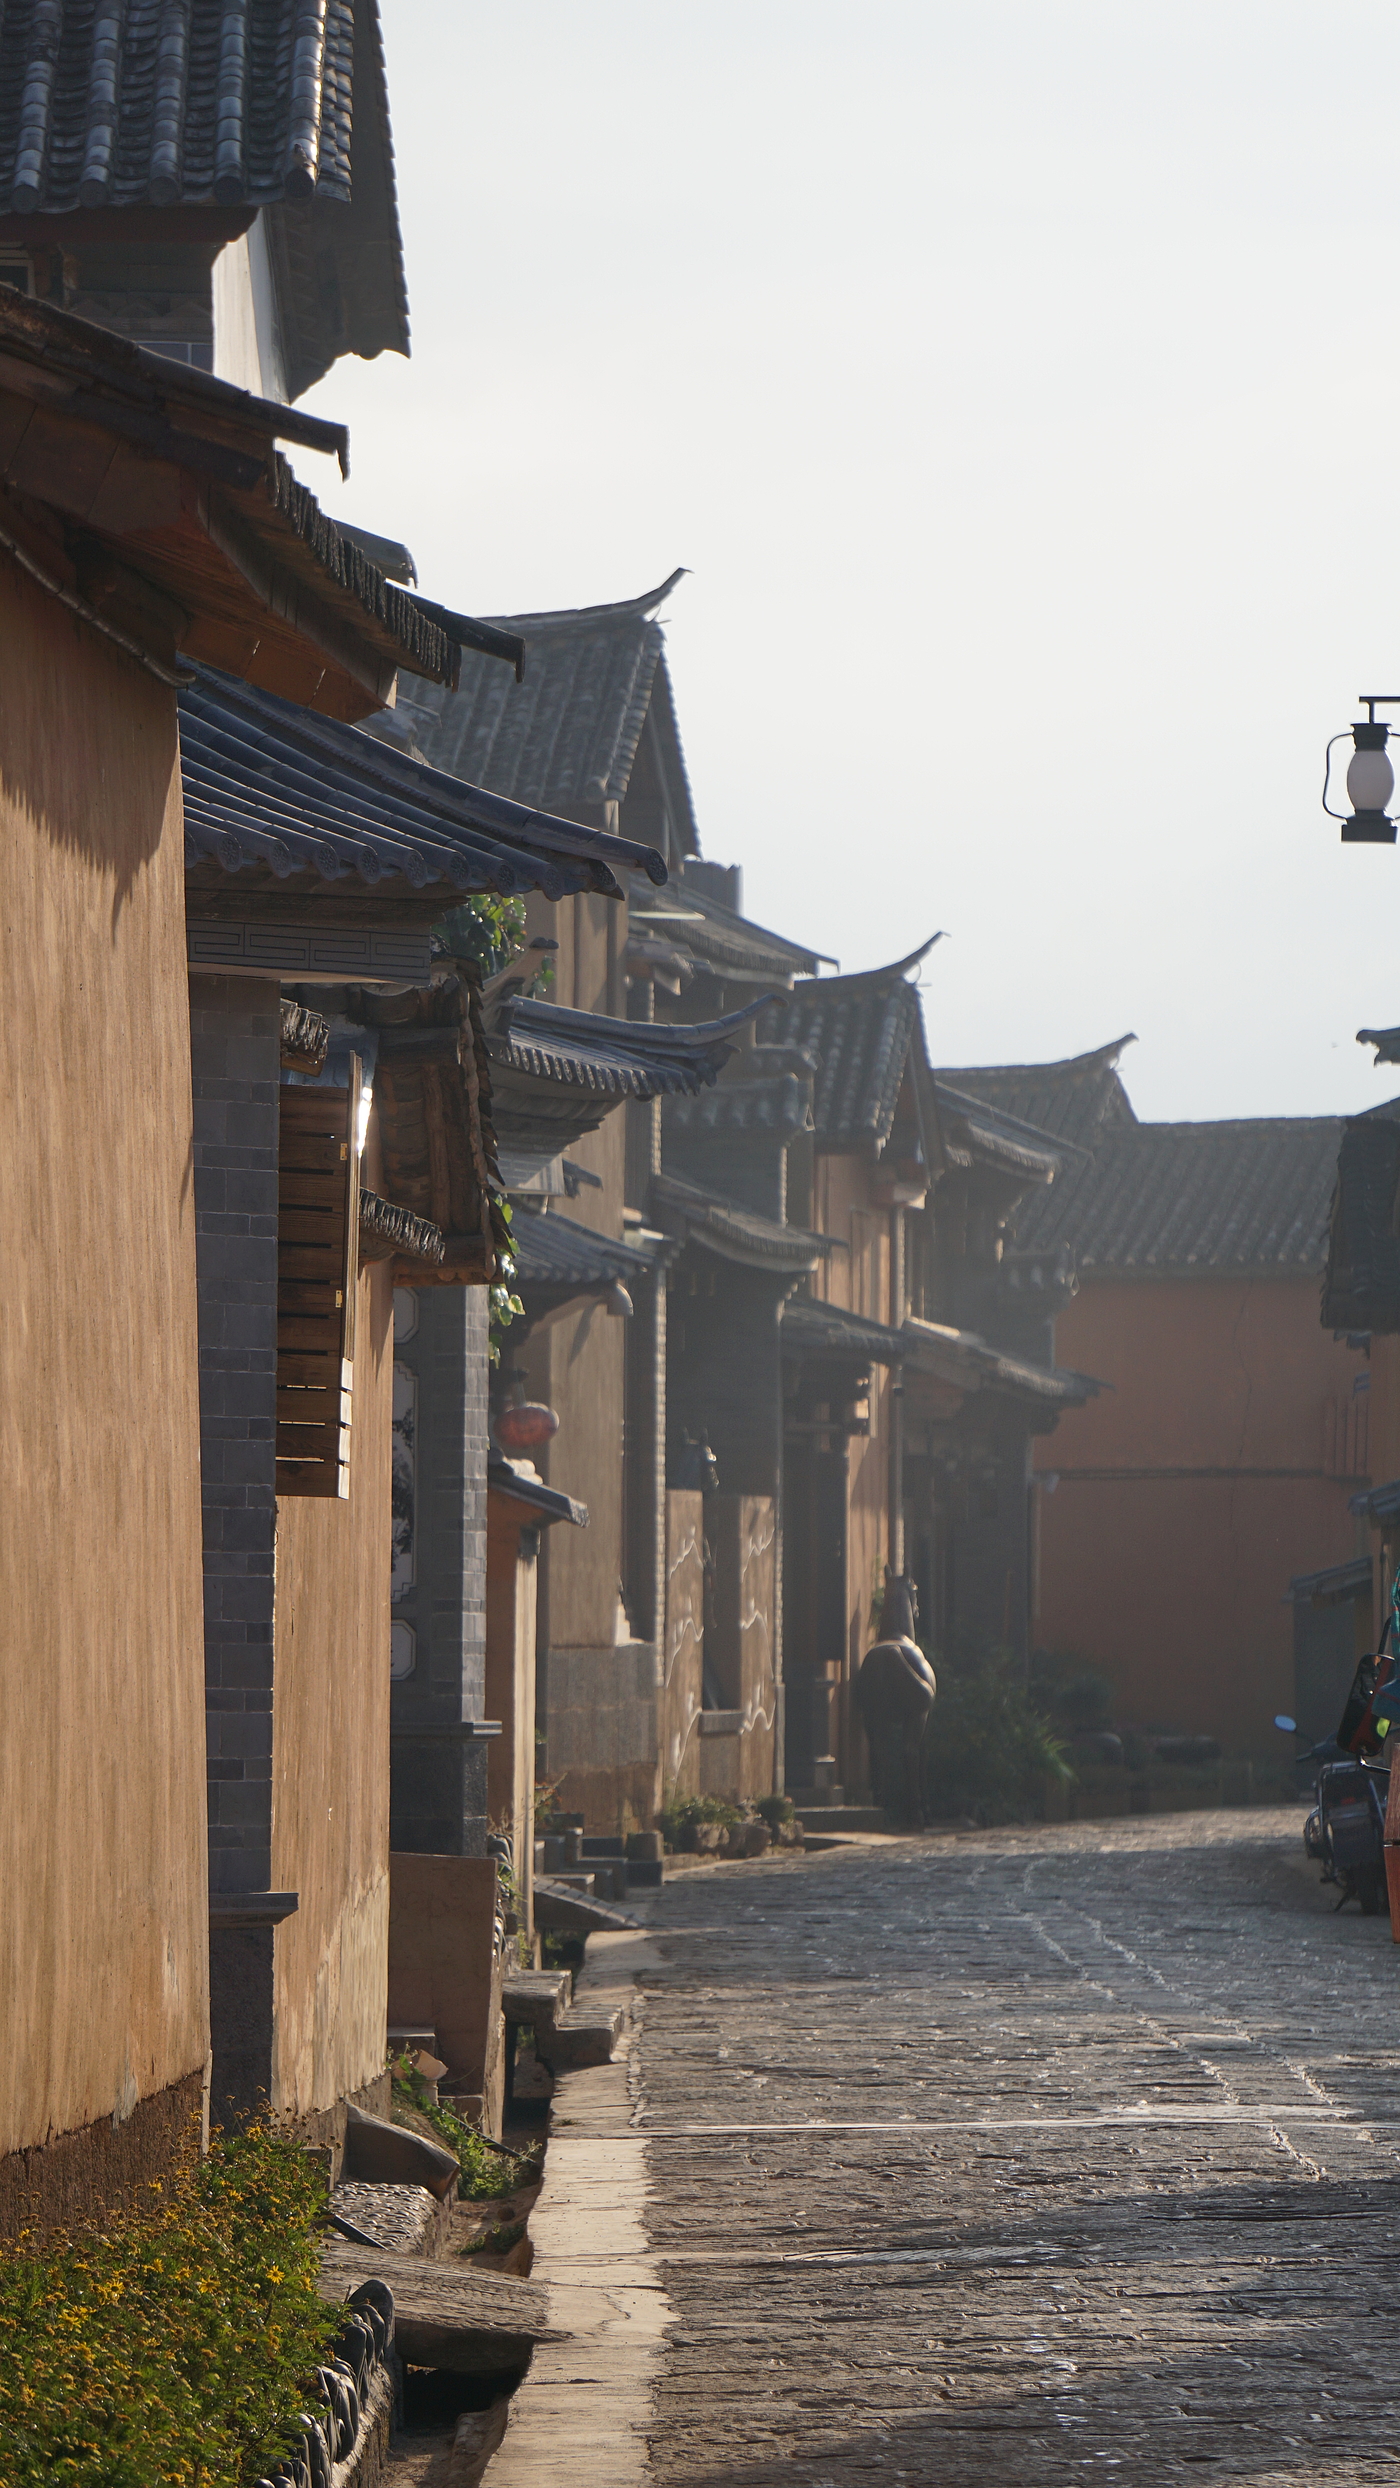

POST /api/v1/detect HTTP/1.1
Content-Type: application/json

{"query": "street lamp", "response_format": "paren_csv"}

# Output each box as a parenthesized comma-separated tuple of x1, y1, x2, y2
(1324, 696, 1400, 842)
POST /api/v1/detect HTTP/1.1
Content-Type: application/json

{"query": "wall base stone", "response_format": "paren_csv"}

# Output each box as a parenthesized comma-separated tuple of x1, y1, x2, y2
(0, 2069, 206, 2245)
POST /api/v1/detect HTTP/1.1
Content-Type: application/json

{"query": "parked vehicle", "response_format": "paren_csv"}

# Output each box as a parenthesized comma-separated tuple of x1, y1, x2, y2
(1276, 1646, 1399, 1915)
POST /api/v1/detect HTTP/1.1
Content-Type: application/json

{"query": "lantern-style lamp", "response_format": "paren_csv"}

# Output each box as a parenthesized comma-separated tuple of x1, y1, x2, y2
(1325, 696, 1400, 843)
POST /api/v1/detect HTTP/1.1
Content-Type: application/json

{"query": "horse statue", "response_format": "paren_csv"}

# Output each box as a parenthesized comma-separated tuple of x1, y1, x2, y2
(854, 1570, 937, 1825)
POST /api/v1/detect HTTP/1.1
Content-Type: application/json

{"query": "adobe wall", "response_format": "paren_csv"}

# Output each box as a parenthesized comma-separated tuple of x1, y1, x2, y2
(270, 1254, 395, 2121)
(530, 1295, 627, 1646)
(704, 1494, 779, 1800)
(661, 1491, 705, 1799)
(387, 1854, 505, 2137)
(545, 1641, 662, 1830)
(1033, 1275, 1366, 1749)
(0, 564, 208, 2210)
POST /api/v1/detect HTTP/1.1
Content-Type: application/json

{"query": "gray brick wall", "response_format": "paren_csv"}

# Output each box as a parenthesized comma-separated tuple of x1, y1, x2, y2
(189, 976, 280, 1898)
(390, 1283, 492, 1852)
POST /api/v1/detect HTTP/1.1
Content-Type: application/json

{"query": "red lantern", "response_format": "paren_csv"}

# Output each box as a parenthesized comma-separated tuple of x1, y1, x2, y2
(497, 1402, 560, 1452)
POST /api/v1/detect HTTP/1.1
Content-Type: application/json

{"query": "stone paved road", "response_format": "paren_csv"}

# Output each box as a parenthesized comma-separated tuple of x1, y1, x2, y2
(628, 1813, 1400, 2486)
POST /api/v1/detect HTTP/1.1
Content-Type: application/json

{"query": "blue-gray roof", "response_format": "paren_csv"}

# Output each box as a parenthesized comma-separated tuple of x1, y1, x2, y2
(180, 667, 669, 907)
(399, 575, 697, 835)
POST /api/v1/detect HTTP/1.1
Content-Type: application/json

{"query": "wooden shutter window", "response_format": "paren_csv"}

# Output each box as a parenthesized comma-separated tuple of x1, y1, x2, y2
(277, 1060, 360, 1498)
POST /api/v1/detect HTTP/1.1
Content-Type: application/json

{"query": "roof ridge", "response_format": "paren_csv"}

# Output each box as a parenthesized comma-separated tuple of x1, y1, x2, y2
(940, 1033, 1137, 1083)
(482, 569, 688, 633)
(791, 935, 942, 995)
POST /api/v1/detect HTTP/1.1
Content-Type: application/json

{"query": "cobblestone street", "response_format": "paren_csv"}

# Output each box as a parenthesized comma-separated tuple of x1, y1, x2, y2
(618, 1814, 1400, 2484)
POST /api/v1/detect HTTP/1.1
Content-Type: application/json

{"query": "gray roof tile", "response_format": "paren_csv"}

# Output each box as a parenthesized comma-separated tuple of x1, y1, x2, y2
(511, 1211, 658, 1296)
(652, 1172, 825, 1271)
(0, 3, 409, 392)
(759, 956, 932, 1151)
(1039, 1119, 1347, 1273)
(638, 880, 821, 984)
(1, 0, 355, 208)
(180, 666, 670, 907)
(944, 1038, 1139, 1151)
(399, 574, 694, 827)
(664, 1071, 812, 1141)
(491, 999, 754, 1101)
(946, 1040, 1349, 1275)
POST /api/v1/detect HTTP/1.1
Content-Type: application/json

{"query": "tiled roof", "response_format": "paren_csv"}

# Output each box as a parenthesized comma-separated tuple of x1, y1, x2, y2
(1286, 1556, 1373, 1605)
(487, 1453, 587, 1529)
(1352, 1477, 1400, 1524)
(636, 879, 821, 985)
(949, 1038, 1349, 1277)
(1321, 1111, 1400, 1331)
(180, 668, 670, 910)
(279, 996, 328, 1073)
(935, 1084, 1062, 1184)
(5, 0, 352, 207)
(664, 1072, 813, 1142)
(652, 1172, 826, 1272)
(487, 998, 758, 1187)
(0, 3, 410, 394)
(758, 945, 939, 1151)
(944, 1038, 1139, 1151)
(783, 1297, 908, 1366)
(358, 1189, 443, 1267)
(1010, 1116, 1346, 1273)
(0, 289, 469, 706)
(782, 1299, 1099, 1410)
(901, 1317, 1098, 1408)
(397, 574, 694, 826)
(490, 999, 755, 1100)
(511, 1212, 658, 1298)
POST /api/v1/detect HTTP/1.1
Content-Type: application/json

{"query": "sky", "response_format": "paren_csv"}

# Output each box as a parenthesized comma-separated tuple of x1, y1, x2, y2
(296, 1, 1400, 1121)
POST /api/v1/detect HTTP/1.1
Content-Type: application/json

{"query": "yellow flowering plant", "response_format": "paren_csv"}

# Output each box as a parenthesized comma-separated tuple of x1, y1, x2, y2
(0, 2123, 340, 2486)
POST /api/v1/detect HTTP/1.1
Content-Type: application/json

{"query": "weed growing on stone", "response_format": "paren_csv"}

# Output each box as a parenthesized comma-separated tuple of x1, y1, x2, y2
(389, 2061, 538, 2201)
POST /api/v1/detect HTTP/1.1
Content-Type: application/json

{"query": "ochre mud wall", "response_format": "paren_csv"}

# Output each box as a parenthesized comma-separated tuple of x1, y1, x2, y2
(1034, 1275, 1365, 1749)
(0, 565, 208, 2219)
(271, 1256, 395, 2119)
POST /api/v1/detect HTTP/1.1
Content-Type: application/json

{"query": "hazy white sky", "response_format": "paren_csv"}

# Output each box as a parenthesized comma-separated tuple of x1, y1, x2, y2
(300, 1, 1400, 1120)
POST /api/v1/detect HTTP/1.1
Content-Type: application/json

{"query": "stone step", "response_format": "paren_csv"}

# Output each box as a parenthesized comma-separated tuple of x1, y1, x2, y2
(503, 1968, 626, 2074)
(502, 1969, 572, 2031)
(317, 2242, 561, 2374)
(542, 2006, 626, 2071)
(793, 1805, 889, 1834)
(532, 1876, 641, 1937)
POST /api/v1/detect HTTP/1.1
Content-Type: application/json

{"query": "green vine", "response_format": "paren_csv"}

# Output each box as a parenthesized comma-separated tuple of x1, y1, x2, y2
(431, 893, 528, 979)
(489, 1194, 523, 1367)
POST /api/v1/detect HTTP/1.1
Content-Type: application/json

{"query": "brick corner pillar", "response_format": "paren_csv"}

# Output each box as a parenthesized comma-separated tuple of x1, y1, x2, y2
(389, 1282, 494, 1855)
(188, 974, 282, 2119)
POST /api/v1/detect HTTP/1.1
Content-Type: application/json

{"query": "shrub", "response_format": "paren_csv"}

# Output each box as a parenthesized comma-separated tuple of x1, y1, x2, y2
(754, 1794, 795, 1831)
(922, 1635, 1072, 1824)
(657, 1793, 742, 1847)
(0, 2123, 339, 2488)
(1029, 1647, 1115, 1733)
